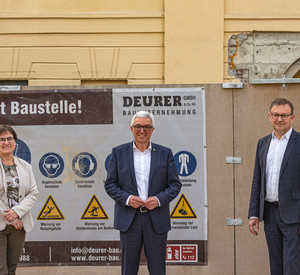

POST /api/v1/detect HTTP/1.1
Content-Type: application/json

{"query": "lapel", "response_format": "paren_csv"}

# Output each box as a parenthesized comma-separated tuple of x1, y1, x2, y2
(128, 142, 137, 187)
(261, 134, 272, 178)
(280, 129, 297, 177)
(0, 158, 7, 194)
(14, 157, 25, 198)
(149, 143, 158, 185)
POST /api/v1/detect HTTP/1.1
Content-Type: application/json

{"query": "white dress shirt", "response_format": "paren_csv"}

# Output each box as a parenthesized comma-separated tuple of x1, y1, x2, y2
(125, 142, 151, 205)
(265, 128, 292, 202)
(133, 142, 152, 201)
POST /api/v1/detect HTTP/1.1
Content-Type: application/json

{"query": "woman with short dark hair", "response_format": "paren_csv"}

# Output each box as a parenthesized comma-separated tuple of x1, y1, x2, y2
(0, 125, 38, 275)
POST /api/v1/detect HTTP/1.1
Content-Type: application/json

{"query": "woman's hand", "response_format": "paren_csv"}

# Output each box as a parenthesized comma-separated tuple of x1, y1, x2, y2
(4, 209, 18, 223)
(12, 219, 23, 230)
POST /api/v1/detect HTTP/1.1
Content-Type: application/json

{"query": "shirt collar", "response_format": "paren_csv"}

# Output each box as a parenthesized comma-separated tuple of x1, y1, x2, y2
(272, 127, 292, 141)
(133, 141, 152, 152)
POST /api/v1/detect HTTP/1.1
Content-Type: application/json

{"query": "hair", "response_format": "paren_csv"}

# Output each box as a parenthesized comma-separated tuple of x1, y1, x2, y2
(0, 125, 17, 141)
(269, 98, 294, 114)
(130, 111, 155, 128)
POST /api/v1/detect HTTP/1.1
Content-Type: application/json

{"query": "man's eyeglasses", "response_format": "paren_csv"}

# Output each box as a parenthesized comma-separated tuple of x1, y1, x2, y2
(132, 124, 153, 132)
(0, 137, 14, 143)
(270, 113, 292, 120)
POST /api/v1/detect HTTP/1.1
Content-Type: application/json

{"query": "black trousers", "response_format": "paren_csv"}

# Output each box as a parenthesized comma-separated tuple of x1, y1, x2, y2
(264, 202, 300, 275)
(120, 210, 167, 275)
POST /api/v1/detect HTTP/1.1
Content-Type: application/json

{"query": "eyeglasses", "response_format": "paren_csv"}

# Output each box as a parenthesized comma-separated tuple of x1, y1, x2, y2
(132, 124, 153, 132)
(270, 113, 292, 120)
(0, 137, 14, 143)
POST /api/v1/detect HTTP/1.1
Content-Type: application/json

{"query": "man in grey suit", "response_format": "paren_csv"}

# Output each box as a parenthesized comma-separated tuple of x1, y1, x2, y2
(105, 111, 181, 275)
(248, 98, 300, 275)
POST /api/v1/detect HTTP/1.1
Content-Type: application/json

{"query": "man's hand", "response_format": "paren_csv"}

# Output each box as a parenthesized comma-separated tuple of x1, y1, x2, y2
(129, 196, 144, 208)
(249, 218, 259, 236)
(143, 197, 159, 210)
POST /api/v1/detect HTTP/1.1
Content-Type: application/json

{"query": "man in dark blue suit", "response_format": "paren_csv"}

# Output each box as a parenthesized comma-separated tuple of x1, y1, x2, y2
(105, 110, 181, 275)
(248, 98, 300, 275)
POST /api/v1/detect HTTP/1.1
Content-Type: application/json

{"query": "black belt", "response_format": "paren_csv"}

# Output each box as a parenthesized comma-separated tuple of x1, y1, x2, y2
(139, 206, 148, 213)
(266, 201, 279, 206)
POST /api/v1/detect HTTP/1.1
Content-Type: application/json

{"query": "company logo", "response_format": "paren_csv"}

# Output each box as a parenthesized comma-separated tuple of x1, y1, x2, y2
(123, 95, 182, 107)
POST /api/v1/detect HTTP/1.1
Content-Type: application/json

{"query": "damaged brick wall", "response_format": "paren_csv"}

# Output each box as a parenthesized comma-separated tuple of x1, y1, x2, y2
(228, 32, 300, 83)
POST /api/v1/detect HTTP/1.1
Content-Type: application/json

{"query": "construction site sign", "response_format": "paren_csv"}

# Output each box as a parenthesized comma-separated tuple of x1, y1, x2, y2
(2, 87, 207, 266)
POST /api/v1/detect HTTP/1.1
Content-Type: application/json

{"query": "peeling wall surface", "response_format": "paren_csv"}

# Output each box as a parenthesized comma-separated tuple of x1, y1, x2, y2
(228, 32, 300, 82)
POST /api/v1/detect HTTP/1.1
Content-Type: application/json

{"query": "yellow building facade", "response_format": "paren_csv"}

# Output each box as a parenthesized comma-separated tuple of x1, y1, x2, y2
(2, 0, 299, 86)
(2, 1, 300, 274)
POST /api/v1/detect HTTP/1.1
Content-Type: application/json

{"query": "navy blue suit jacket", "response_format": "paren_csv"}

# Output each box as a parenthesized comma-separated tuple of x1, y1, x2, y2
(248, 129, 300, 224)
(105, 142, 181, 233)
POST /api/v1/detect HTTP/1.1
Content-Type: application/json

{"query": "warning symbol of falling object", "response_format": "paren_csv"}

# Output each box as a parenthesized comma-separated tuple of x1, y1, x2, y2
(170, 194, 197, 219)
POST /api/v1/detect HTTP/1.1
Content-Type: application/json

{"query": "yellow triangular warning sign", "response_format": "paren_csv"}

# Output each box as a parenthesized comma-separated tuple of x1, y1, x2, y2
(170, 193, 197, 219)
(37, 195, 65, 220)
(81, 195, 109, 220)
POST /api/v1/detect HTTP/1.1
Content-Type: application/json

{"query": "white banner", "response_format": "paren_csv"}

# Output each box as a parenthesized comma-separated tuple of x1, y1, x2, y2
(1, 87, 207, 265)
